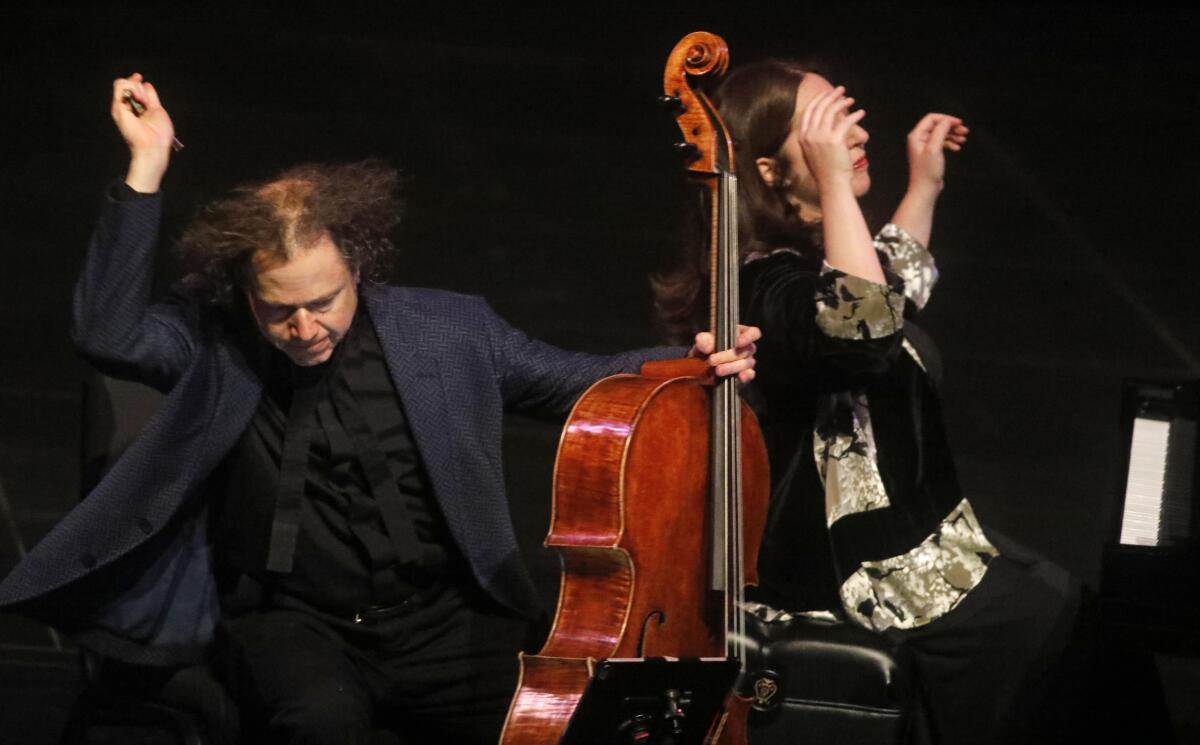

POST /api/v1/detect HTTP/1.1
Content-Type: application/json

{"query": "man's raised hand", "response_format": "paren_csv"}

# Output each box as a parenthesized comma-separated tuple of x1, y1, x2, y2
(112, 73, 175, 193)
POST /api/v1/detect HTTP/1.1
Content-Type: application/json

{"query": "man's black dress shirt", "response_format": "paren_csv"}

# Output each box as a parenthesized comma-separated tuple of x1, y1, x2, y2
(211, 308, 463, 617)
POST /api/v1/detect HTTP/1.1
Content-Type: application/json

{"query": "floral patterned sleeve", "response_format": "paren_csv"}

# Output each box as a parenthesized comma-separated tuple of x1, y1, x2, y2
(873, 223, 938, 310)
(814, 264, 906, 342)
(814, 223, 939, 342)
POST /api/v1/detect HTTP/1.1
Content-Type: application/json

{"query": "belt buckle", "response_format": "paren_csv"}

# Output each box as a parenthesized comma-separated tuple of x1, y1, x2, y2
(353, 595, 417, 625)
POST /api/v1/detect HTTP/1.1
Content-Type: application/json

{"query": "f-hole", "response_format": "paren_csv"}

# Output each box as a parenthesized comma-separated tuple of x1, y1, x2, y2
(636, 610, 667, 656)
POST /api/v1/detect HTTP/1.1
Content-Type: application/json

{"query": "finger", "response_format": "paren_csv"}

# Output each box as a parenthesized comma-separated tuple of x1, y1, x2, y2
(692, 331, 715, 356)
(116, 79, 148, 114)
(736, 325, 762, 346)
(802, 85, 842, 134)
(142, 80, 163, 110)
(910, 114, 962, 145)
(111, 80, 126, 117)
(112, 77, 136, 105)
(834, 108, 866, 139)
(121, 74, 147, 103)
(799, 87, 832, 134)
(737, 368, 757, 384)
(926, 116, 955, 151)
(944, 142, 961, 152)
(909, 113, 940, 138)
(737, 342, 758, 359)
(716, 356, 757, 379)
(822, 96, 856, 132)
(707, 348, 753, 367)
(111, 78, 142, 120)
(724, 342, 758, 361)
(815, 88, 849, 130)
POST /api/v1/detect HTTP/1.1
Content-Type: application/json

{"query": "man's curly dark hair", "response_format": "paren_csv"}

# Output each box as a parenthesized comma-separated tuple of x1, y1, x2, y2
(176, 159, 401, 307)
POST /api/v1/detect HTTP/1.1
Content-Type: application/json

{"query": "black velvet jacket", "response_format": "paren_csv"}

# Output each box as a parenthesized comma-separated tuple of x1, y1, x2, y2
(740, 239, 964, 614)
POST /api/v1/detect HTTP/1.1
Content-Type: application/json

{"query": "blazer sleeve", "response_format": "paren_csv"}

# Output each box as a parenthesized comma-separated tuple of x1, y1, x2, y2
(478, 301, 682, 418)
(71, 185, 199, 392)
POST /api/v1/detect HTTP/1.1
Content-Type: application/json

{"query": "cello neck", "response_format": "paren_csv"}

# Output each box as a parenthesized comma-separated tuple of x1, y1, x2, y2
(662, 30, 748, 667)
(710, 171, 746, 664)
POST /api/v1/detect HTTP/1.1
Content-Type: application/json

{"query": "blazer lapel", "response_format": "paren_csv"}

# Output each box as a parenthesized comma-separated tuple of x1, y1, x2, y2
(363, 287, 463, 527)
(341, 287, 539, 615)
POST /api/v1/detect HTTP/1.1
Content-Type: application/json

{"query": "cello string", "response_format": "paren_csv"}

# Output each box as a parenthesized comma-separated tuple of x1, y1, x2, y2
(720, 170, 748, 663)
(723, 171, 734, 655)
(710, 177, 729, 599)
(720, 173, 733, 640)
(729, 173, 746, 666)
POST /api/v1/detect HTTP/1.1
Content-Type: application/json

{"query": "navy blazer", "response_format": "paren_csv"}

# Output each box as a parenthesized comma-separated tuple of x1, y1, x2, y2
(0, 189, 677, 664)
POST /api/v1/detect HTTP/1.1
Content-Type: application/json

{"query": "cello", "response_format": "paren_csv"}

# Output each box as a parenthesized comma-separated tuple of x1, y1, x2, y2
(499, 31, 768, 744)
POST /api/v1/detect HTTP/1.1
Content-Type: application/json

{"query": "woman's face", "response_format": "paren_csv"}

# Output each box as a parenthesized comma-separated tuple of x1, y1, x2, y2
(767, 73, 871, 222)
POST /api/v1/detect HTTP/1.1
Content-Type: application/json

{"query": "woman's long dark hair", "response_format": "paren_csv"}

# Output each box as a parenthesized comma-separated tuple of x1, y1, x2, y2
(653, 60, 822, 342)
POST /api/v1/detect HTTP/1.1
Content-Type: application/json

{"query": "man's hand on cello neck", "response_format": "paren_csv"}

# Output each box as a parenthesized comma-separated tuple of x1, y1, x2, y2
(691, 325, 761, 384)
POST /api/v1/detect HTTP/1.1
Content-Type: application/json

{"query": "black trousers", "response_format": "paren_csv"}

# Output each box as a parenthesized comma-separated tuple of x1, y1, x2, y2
(217, 583, 531, 745)
(882, 533, 1082, 745)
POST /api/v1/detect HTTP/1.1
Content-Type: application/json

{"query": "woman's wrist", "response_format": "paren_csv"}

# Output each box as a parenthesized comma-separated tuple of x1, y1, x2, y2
(908, 171, 943, 197)
(817, 176, 857, 203)
(892, 185, 938, 248)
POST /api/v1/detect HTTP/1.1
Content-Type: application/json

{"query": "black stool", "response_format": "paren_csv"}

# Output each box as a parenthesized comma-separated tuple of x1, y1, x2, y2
(745, 609, 934, 745)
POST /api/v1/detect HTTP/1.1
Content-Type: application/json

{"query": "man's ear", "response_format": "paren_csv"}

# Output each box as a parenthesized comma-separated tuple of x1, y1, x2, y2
(756, 156, 781, 187)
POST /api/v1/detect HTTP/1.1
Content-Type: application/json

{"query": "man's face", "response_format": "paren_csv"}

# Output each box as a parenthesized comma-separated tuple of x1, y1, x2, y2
(245, 233, 359, 367)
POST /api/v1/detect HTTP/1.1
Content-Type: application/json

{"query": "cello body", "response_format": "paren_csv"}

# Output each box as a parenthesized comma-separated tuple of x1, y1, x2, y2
(499, 360, 769, 744)
(499, 32, 767, 744)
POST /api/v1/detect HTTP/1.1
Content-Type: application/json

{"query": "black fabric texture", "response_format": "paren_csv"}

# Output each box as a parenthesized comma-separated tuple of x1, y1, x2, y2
(211, 309, 458, 618)
(218, 583, 530, 745)
(739, 247, 1081, 745)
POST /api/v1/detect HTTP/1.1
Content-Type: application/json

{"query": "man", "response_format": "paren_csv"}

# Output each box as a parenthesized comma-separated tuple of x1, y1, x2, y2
(0, 74, 758, 744)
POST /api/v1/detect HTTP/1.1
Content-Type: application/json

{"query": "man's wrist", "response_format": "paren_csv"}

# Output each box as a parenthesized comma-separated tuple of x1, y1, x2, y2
(125, 153, 169, 194)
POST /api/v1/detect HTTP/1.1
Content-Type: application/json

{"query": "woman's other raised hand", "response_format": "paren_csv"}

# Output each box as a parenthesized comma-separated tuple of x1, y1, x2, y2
(906, 113, 968, 199)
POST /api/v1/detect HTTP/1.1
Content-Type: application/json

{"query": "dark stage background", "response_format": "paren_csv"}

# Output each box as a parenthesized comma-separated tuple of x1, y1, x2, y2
(1, 3, 1198, 743)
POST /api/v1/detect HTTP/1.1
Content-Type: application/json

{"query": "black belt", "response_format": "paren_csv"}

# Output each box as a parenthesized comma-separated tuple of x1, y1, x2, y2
(353, 584, 441, 625)
(222, 570, 443, 625)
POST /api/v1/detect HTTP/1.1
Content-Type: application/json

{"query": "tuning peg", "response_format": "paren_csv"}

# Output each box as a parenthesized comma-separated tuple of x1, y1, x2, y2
(657, 94, 687, 113)
(673, 142, 700, 160)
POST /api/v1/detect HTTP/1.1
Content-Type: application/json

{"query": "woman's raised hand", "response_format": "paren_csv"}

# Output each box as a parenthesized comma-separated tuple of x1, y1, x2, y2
(798, 85, 865, 193)
(906, 113, 968, 197)
(112, 73, 175, 193)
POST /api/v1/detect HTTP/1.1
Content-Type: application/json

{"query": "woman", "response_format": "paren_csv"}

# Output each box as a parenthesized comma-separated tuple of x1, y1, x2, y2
(658, 60, 1080, 744)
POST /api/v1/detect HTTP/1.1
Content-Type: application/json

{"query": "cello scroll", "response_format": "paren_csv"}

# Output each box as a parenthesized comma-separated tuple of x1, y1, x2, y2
(662, 32, 734, 175)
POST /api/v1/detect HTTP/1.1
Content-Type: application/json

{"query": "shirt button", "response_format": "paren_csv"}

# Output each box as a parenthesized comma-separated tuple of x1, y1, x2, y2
(138, 518, 154, 535)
